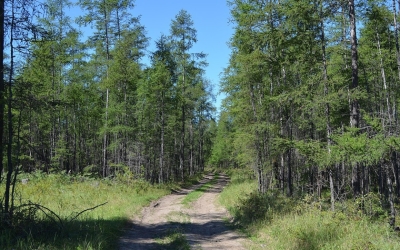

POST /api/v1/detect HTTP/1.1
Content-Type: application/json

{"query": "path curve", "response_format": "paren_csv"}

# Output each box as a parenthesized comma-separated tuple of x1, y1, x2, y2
(119, 174, 247, 250)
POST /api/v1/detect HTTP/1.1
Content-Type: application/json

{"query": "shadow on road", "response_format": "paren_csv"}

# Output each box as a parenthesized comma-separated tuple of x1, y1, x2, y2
(120, 218, 240, 250)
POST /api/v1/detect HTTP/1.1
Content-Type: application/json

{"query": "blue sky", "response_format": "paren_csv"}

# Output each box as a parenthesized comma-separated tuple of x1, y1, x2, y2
(131, 0, 233, 112)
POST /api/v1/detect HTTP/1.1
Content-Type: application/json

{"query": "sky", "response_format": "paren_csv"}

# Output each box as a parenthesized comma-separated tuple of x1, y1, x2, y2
(131, 0, 233, 112)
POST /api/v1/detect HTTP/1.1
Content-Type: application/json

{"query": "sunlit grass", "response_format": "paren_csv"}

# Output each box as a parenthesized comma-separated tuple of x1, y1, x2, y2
(0, 172, 173, 249)
(219, 168, 400, 250)
(261, 209, 399, 250)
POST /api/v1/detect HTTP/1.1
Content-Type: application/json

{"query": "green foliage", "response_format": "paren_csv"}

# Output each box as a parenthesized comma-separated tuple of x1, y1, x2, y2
(215, 1, 400, 213)
(219, 169, 400, 250)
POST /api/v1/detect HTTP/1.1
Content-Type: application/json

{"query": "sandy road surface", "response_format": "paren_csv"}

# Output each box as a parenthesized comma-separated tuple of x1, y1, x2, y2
(119, 174, 247, 250)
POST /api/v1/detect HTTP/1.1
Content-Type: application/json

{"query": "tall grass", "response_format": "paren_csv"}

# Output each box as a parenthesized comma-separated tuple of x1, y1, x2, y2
(0, 172, 174, 249)
(219, 168, 400, 250)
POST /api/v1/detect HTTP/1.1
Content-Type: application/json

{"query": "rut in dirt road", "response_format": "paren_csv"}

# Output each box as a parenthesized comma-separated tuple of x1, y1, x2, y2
(119, 174, 248, 250)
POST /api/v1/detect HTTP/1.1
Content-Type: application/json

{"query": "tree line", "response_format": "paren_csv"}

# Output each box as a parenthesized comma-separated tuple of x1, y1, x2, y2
(211, 0, 400, 226)
(0, 0, 215, 216)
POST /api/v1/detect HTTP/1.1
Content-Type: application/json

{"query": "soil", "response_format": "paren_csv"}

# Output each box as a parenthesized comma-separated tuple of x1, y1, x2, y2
(119, 174, 248, 250)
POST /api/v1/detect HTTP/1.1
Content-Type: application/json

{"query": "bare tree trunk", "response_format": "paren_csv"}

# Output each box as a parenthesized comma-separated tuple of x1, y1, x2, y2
(287, 104, 293, 197)
(320, 3, 334, 209)
(180, 104, 185, 181)
(4, 0, 15, 214)
(349, 0, 360, 197)
(159, 90, 165, 183)
(280, 66, 286, 195)
(249, 83, 265, 193)
(317, 169, 322, 199)
(376, 31, 391, 125)
(393, 0, 400, 82)
(386, 163, 396, 229)
(391, 151, 400, 197)
(349, 0, 359, 128)
(189, 122, 193, 176)
(180, 69, 186, 182)
(102, 0, 110, 177)
(0, 0, 4, 182)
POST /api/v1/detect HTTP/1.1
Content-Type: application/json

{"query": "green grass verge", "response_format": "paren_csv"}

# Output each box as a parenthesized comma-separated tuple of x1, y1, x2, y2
(219, 168, 400, 250)
(0, 172, 189, 250)
(181, 173, 219, 207)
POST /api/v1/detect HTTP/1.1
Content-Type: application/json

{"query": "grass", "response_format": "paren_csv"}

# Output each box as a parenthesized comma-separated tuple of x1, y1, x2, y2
(181, 173, 219, 207)
(166, 211, 190, 224)
(155, 227, 190, 250)
(218, 168, 400, 250)
(0, 171, 202, 250)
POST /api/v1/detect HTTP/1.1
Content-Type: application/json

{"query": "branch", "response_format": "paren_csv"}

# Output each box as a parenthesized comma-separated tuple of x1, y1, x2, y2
(67, 202, 108, 222)
(17, 202, 64, 228)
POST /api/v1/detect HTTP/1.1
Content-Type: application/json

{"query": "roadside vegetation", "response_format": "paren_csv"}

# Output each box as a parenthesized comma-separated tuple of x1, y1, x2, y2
(219, 168, 400, 250)
(0, 171, 203, 250)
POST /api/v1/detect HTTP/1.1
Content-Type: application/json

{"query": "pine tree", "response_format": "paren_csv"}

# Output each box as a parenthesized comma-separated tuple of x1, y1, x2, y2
(169, 10, 207, 180)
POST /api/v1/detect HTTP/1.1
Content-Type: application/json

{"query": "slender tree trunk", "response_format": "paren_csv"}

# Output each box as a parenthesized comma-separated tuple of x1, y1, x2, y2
(124, 92, 128, 163)
(349, 0, 359, 128)
(4, 0, 15, 214)
(189, 122, 193, 176)
(386, 163, 396, 228)
(280, 114, 285, 194)
(0, 0, 4, 182)
(287, 104, 292, 197)
(73, 109, 77, 172)
(349, 0, 360, 197)
(280, 66, 286, 194)
(180, 69, 185, 181)
(317, 169, 322, 199)
(287, 149, 292, 196)
(320, 3, 334, 209)
(159, 89, 165, 183)
(10, 110, 23, 215)
(391, 151, 400, 197)
(393, 0, 400, 82)
(249, 83, 264, 193)
(102, 0, 110, 177)
(376, 31, 391, 125)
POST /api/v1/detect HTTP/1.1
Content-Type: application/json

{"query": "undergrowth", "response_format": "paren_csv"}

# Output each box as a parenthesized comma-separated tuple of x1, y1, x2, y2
(0, 171, 203, 250)
(219, 168, 400, 250)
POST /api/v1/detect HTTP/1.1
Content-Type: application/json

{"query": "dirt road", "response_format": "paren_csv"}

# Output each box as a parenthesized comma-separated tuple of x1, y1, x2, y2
(119, 174, 247, 250)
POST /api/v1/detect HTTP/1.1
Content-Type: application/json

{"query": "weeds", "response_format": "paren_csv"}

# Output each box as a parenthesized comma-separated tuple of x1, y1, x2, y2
(219, 168, 400, 250)
(0, 171, 171, 249)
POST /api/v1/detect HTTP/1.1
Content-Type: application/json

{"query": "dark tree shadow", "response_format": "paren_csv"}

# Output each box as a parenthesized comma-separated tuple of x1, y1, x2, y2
(0, 216, 128, 249)
(120, 219, 242, 250)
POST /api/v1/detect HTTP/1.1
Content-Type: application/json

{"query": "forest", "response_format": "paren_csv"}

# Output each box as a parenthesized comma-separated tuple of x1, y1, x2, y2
(213, 0, 400, 224)
(0, 0, 215, 214)
(2, 0, 400, 249)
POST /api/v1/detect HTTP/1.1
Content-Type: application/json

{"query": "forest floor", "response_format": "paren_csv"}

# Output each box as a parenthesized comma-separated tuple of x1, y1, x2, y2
(119, 173, 249, 250)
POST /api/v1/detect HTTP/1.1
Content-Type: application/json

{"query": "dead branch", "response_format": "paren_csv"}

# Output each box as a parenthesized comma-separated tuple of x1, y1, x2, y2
(67, 202, 108, 222)
(28, 203, 64, 228)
